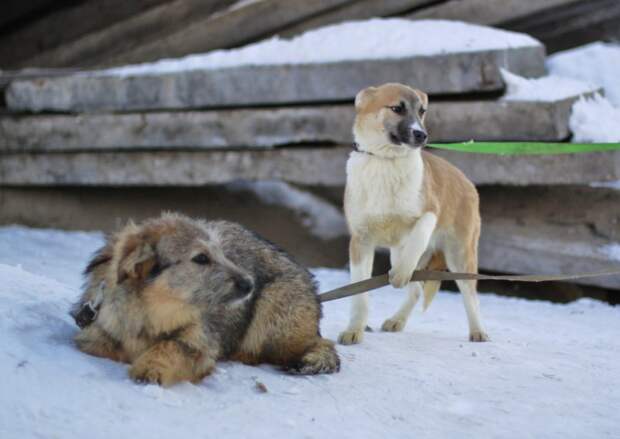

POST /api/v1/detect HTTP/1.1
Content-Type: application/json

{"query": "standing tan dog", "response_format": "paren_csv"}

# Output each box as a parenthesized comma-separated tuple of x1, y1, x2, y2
(72, 213, 340, 386)
(338, 83, 488, 345)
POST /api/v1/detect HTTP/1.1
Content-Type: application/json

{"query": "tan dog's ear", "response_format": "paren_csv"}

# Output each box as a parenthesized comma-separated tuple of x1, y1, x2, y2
(415, 89, 429, 107)
(354, 86, 377, 111)
(116, 229, 159, 286)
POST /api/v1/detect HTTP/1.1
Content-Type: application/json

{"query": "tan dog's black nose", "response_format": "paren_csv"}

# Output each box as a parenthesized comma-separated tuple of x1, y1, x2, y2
(413, 130, 427, 144)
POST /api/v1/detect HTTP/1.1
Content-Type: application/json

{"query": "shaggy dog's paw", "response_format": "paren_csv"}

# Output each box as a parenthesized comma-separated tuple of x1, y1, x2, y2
(469, 331, 489, 342)
(381, 318, 406, 332)
(337, 329, 364, 345)
(129, 341, 216, 386)
(129, 360, 174, 386)
(388, 268, 411, 289)
(287, 341, 340, 375)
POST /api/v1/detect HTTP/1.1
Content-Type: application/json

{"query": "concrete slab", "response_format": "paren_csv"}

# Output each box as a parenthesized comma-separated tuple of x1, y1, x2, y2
(5, 32, 545, 112)
(407, 0, 579, 25)
(0, 94, 590, 151)
(1, 147, 618, 187)
(478, 185, 620, 290)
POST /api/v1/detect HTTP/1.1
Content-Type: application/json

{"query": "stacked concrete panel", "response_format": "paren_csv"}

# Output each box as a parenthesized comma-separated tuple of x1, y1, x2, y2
(0, 18, 618, 290)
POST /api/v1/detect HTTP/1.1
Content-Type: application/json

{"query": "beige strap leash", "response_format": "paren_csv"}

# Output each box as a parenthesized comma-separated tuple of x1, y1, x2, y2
(318, 269, 620, 303)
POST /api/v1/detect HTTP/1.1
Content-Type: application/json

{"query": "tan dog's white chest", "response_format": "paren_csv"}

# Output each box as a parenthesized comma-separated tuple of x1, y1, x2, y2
(345, 151, 425, 246)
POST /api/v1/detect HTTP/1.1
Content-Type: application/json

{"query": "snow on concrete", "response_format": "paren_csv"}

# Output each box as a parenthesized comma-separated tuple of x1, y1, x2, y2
(547, 42, 620, 143)
(548, 42, 620, 106)
(226, 180, 347, 240)
(103, 19, 541, 76)
(226, 0, 266, 13)
(500, 69, 598, 102)
(569, 94, 620, 143)
(0, 226, 619, 439)
(590, 180, 620, 190)
(600, 243, 620, 262)
(495, 42, 620, 142)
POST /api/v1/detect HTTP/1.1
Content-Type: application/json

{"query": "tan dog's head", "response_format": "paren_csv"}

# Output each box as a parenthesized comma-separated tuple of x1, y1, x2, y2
(109, 214, 254, 310)
(353, 83, 429, 158)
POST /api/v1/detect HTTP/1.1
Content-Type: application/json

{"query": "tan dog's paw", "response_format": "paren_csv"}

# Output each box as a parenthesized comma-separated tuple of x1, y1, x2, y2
(381, 318, 406, 332)
(337, 329, 364, 345)
(389, 268, 412, 289)
(469, 331, 489, 342)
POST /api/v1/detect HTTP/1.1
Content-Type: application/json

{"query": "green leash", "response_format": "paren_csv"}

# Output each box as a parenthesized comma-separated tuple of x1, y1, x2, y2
(428, 141, 620, 155)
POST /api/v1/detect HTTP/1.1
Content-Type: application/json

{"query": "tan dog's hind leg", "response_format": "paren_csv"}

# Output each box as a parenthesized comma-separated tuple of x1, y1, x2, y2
(338, 237, 374, 345)
(381, 282, 421, 332)
(445, 240, 489, 342)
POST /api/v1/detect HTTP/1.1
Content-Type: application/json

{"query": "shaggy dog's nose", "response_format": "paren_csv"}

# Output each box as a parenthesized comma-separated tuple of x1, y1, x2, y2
(235, 278, 254, 295)
(413, 129, 427, 144)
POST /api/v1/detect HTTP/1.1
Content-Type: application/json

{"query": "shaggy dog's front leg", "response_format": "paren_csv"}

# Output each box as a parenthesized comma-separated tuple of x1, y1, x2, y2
(75, 324, 128, 363)
(130, 326, 217, 387)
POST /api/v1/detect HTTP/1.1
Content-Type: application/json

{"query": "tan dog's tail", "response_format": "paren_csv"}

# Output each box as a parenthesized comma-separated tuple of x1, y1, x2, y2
(422, 252, 446, 312)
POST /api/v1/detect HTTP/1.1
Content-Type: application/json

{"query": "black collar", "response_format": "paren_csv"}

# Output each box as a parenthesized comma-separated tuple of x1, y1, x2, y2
(352, 142, 376, 156)
(352, 143, 420, 161)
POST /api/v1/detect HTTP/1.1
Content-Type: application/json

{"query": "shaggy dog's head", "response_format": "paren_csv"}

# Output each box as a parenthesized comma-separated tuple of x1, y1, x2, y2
(110, 214, 254, 308)
(353, 83, 429, 158)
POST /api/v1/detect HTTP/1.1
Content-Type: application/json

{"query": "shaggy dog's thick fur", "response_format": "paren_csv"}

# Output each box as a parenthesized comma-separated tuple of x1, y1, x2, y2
(71, 214, 340, 386)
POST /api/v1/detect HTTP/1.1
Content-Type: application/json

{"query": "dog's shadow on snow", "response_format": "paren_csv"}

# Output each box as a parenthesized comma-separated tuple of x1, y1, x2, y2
(16, 302, 76, 347)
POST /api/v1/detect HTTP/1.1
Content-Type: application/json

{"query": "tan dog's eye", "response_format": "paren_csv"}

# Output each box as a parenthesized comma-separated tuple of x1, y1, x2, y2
(389, 105, 405, 115)
(192, 253, 211, 265)
(419, 108, 427, 116)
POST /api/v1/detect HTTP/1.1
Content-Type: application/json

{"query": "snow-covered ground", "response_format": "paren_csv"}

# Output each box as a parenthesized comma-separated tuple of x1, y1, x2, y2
(1, 226, 618, 439)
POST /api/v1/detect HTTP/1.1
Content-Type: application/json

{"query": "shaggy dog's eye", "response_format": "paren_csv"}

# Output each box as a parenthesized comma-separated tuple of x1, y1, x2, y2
(192, 253, 211, 265)
(419, 107, 427, 116)
(389, 104, 405, 115)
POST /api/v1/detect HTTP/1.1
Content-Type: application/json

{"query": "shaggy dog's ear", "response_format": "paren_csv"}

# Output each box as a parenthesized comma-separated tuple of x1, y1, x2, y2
(84, 243, 113, 275)
(115, 228, 160, 286)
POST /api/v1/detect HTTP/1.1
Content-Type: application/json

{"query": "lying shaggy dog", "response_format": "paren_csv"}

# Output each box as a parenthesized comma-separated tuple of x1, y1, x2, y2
(71, 213, 340, 386)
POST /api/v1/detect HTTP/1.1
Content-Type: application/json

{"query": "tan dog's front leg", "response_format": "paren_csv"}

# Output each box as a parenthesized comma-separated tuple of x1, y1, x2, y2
(129, 326, 217, 387)
(389, 212, 437, 289)
(338, 237, 374, 345)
